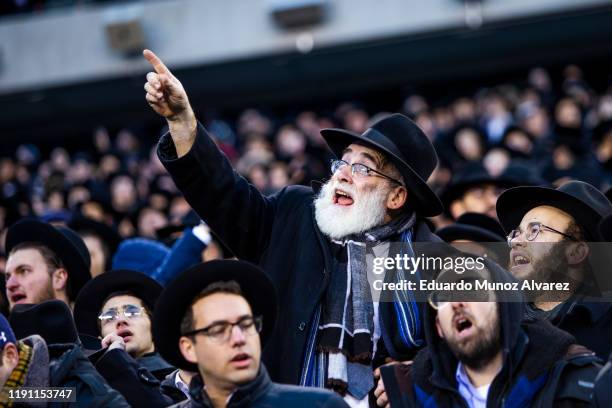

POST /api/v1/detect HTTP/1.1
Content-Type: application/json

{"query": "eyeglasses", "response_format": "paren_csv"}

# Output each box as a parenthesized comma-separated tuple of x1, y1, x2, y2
(330, 159, 404, 186)
(507, 222, 577, 244)
(427, 286, 493, 310)
(182, 315, 263, 343)
(98, 304, 146, 325)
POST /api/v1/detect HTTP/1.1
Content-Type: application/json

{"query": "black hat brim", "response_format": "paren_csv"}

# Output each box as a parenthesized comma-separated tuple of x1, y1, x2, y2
(497, 186, 603, 240)
(436, 224, 505, 243)
(5, 219, 91, 300)
(69, 216, 122, 255)
(599, 212, 612, 242)
(320, 128, 443, 217)
(153, 260, 277, 372)
(73, 269, 163, 337)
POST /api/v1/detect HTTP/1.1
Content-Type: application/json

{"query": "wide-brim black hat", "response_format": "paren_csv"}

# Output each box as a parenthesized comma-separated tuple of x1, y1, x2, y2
(437, 212, 506, 243)
(73, 269, 162, 337)
(5, 219, 91, 300)
(599, 212, 612, 242)
(320, 113, 443, 216)
(69, 215, 122, 257)
(10, 300, 79, 345)
(440, 162, 519, 211)
(153, 260, 277, 371)
(497, 180, 612, 241)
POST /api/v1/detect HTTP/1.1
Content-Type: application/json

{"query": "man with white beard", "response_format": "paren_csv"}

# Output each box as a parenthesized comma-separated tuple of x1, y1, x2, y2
(143, 49, 444, 407)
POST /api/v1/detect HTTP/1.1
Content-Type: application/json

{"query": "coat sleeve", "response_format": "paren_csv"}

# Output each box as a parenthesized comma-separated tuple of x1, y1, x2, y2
(94, 348, 173, 407)
(157, 123, 278, 263)
(51, 349, 130, 408)
(153, 227, 206, 284)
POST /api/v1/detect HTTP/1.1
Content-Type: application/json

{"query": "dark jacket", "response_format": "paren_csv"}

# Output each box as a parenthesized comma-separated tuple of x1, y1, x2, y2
(157, 123, 441, 384)
(16, 335, 129, 407)
(94, 348, 173, 407)
(160, 369, 190, 404)
(552, 300, 612, 361)
(138, 351, 176, 380)
(170, 365, 349, 408)
(380, 263, 601, 407)
(592, 351, 612, 407)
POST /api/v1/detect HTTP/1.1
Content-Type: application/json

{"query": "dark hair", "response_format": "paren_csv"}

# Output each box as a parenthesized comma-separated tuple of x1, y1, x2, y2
(180, 281, 243, 336)
(565, 220, 585, 242)
(8, 242, 72, 296)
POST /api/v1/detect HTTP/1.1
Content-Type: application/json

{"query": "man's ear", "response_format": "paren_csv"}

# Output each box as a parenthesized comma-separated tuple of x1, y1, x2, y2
(435, 316, 444, 339)
(449, 200, 465, 220)
(51, 268, 69, 292)
(179, 336, 198, 365)
(565, 241, 590, 265)
(386, 186, 408, 211)
(2, 343, 19, 371)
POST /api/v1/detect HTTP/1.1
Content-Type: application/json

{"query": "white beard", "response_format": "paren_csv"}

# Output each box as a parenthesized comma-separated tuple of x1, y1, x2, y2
(314, 179, 389, 240)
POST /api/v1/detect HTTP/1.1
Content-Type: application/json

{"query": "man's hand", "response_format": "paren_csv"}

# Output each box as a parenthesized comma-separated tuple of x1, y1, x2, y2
(101, 333, 126, 352)
(143, 49, 197, 157)
(373, 359, 413, 408)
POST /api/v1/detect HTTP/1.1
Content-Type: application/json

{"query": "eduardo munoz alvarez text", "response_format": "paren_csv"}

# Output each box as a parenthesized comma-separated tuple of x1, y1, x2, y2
(372, 279, 571, 292)
(370, 254, 570, 292)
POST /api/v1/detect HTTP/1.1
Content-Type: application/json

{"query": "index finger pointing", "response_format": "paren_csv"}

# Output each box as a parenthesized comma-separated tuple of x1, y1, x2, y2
(143, 49, 170, 75)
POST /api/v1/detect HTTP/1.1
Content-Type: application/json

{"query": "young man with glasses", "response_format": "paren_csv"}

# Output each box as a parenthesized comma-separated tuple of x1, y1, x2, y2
(496, 180, 612, 359)
(153, 260, 349, 408)
(378, 264, 600, 407)
(74, 269, 184, 406)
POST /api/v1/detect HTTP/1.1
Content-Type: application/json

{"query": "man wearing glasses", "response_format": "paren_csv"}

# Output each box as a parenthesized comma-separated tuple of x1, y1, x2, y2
(153, 260, 348, 408)
(379, 265, 600, 407)
(74, 269, 184, 406)
(143, 50, 443, 405)
(497, 180, 612, 360)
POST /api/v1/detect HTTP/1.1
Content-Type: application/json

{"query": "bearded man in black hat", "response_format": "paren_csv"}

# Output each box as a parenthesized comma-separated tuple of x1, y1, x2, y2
(143, 50, 443, 405)
(4, 219, 91, 310)
(497, 180, 612, 359)
(154, 260, 348, 408)
(73, 270, 185, 406)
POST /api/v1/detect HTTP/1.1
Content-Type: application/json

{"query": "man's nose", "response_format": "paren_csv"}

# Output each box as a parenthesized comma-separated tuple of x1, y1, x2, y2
(5, 275, 18, 290)
(336, 163, 353, 184)
(229, 325, 247, 346)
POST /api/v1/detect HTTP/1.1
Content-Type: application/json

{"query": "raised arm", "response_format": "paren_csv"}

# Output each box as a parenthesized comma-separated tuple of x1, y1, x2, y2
(143, 49, 197, 157)
(142, 50, 277, 262)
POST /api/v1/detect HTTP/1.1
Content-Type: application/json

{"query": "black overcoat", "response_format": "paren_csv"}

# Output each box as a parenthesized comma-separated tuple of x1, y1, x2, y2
(157, 123, 441, 385)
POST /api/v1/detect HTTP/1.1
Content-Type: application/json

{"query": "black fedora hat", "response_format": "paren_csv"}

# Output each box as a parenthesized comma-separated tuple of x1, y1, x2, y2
(68, 215, 122, 258)
(5, 219, 91, 300)
(437, 212, 506, 243)
(153, 260, 277, 371)
(9, 300, 79, 345)
(496, 180, 612, 241)
(599, 211, 612, 242)
(73, 269, 163, 337)
(320, 113, 443, 216)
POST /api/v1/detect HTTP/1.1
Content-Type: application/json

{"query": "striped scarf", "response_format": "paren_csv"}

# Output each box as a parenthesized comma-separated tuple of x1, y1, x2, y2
(0, 342, 32, 407)
(300, 213, 424, 399)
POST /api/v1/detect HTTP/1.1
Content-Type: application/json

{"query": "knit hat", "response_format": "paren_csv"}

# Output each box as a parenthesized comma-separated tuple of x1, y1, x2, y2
(0, 314, 17, 348)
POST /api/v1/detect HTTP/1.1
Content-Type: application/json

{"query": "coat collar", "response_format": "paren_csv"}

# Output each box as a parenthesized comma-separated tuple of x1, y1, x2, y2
(190, 364, 273, 407)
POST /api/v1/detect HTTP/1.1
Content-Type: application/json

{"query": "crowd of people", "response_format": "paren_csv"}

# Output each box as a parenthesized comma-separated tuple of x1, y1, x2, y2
(0, 47, 610, 407)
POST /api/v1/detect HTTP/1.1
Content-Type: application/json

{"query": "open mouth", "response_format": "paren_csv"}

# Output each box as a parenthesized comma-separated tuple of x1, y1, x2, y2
(453, 315, 474, 338)
(333, 189, 354, 206)
(511, 252, 530, 267)
(10, 293, 26, 304)
(230, 352, 252, 368)
(116, 329, 134, 343)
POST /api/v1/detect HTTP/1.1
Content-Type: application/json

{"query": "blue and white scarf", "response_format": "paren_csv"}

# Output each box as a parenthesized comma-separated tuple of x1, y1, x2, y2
(300, 213, 424, 399)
